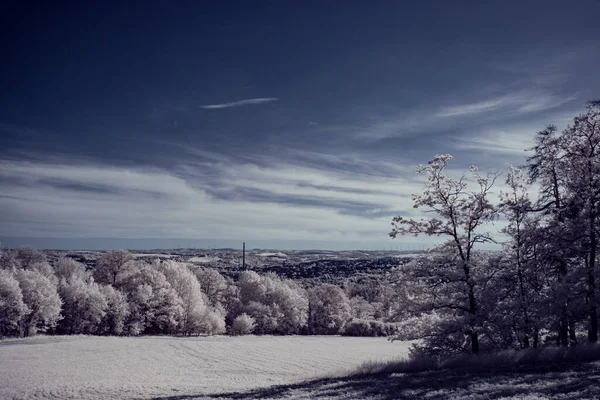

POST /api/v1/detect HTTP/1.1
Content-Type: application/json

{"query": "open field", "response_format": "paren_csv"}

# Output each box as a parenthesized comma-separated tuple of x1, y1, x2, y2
(0, 335, 411, 400)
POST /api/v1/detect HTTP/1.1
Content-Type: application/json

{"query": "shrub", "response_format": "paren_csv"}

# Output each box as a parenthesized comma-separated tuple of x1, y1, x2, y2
(231, 313, 256, 335)
(342, 319, 398, 337)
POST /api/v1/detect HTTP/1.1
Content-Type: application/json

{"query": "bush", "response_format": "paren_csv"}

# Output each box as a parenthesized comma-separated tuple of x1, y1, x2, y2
(198, 310, 226, 335)
(231, 313, 255, 335)
(342, 319, 398, 337)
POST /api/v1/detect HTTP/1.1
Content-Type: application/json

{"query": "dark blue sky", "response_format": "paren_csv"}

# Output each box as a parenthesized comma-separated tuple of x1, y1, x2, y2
(1, 1, 599, 249)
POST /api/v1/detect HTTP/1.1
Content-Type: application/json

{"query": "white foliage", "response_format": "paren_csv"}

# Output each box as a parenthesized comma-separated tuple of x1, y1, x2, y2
(0, 269, 28, 336)
(99, 285, 130, 335)
(308, 284, 351, 335)
(231, 313, 256, 335)
(58, 275, 108, 334)
(14, 269, 62, 336)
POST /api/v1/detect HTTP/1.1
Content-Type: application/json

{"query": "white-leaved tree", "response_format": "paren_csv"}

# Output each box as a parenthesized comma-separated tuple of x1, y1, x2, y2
(57, 275, 108, 334)
(194, 267, 228, 308)
(119, 265, 184, 335)
(98, 285, 130, 335)
(390, 155, 499, 354)
(157, 260, 225, 335)
(307, 283, 351, 335)
(14, 269, 62, 336)
(0, 269, 28, 337)
(236, 271, 308, 334)
(53, 256, 89, 281)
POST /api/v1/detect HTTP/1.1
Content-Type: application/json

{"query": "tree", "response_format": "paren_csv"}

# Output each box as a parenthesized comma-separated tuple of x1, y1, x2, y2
(98, 285, 130, 335)
(57, 275, 108, 334)
(307, 284, 351, 335)
(498, 165, 541, 348)
(54, 256, 89, 281)
(390, 155, 499, 354)
(236, 271, 308, 334)
(231, 313, 256, 335)
(93, 250, 134, 286)
(0, 269, 28, 336)
(15, 247, 46, 270)
(349, 296, 376, 320)
(0, 250, 20, 270)
(194, 267, 228, 307)
(561, 102, 600, 342)
(525, 102, 600, 344)
(14, 269, 62, 336)
(120, 266, 184, 335)
(157, 261, 220, 335)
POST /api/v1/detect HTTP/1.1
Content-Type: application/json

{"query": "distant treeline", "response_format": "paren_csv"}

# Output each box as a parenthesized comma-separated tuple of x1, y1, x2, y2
(0, 248, 399, 338)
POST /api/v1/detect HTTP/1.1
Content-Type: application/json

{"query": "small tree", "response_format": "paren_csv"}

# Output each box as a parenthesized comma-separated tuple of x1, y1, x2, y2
(231, 313, 255, 335)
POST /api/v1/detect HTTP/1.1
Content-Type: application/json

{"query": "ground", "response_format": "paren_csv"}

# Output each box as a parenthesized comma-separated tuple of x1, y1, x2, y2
(0, 335, 410, 400)
(2, 336, 599, 400)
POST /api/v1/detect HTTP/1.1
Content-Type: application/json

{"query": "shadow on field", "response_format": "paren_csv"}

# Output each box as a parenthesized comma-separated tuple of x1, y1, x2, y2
(152, 361, 600, 400)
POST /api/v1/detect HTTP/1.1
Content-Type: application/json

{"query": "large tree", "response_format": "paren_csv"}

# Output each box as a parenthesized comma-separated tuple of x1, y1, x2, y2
(526, 102, 600, 343)
(390, 155, 499, 354)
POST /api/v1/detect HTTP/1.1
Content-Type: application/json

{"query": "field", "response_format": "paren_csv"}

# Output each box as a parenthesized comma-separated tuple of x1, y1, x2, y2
(0, 335, 411, 400)
(3, 336, 600, 400)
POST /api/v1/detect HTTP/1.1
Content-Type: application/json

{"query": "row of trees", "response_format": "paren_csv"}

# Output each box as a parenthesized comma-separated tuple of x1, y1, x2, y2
(0, 248, 397, 337)
(390, 101, 600, 355)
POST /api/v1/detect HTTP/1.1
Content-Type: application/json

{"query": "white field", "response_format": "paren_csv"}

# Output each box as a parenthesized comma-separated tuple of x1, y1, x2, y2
(256, 252, 288, 258)
(0, 335, 411, 400)
(189, 256, 221, 263)
(133, 253, 173, 258)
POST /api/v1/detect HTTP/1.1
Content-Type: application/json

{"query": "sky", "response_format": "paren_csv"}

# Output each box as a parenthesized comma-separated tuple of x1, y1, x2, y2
(1, 1, 600, 250)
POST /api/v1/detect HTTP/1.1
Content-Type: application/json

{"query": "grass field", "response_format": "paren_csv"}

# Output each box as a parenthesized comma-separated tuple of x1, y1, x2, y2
(3, 336, 599, 400)
(0, 335, 410, 399)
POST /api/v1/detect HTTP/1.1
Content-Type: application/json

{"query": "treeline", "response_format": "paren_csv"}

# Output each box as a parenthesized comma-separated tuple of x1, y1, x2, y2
(390, 101, 600, 355)
(0, 248, 398, 338)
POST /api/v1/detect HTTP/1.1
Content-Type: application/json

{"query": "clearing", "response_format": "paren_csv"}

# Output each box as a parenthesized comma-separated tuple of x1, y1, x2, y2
(0, 335, 409, 400)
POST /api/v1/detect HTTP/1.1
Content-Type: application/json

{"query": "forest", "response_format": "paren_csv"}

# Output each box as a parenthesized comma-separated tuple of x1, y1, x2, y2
(1, 102, 599, 359)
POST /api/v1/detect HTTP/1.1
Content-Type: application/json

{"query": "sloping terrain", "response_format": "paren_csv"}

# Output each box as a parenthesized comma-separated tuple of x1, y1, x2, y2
(193, 361, 600, 400)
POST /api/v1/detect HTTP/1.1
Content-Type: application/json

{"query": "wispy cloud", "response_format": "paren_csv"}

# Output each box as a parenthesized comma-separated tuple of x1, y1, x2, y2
(436, 91, 576, 118)
(450, 110, 577, 156)
(199, 97, 279, 109)
(0, 157, 417, 243)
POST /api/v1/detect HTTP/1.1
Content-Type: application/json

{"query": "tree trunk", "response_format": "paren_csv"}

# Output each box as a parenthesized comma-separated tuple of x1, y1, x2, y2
(569, 320, 577, 345)
(533, 327, 539, 348)
(470, 331, 479, 354)
(559, 318, 569, 347)
(588, 230, 598, 342)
